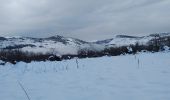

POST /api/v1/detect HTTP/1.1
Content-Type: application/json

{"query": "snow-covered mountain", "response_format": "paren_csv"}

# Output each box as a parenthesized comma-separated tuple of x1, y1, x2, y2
(0, 35, 104, 56)
(95, 33, 170, 46)
(0, 33, 170, 56)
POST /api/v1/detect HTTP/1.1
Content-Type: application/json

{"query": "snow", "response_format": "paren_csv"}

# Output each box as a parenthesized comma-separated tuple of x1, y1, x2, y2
(1, 33, 170, 56)
(0, 52, 170, 100)
(0, 36, 105, 55)
(108, 36, 154, 46)
(163, 46, 170, 51)
(108, 33, 170, 46)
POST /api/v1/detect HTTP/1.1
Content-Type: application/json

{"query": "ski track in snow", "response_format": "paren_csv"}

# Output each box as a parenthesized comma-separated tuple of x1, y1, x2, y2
(0, 52, 170, 100)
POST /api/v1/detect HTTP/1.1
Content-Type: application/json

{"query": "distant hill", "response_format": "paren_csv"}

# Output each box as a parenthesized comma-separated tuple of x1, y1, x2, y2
(0, 33, 170, 64)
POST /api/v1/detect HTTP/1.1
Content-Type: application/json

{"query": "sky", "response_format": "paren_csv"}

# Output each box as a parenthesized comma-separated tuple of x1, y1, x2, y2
(0, 0, 170, 41)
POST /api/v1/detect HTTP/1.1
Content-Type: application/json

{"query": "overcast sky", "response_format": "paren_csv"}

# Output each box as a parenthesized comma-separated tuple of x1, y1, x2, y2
(0, 0, 170, 41)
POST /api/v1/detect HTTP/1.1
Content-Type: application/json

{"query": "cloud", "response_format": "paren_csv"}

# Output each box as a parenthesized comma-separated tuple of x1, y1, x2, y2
(0, 0, 170, 40)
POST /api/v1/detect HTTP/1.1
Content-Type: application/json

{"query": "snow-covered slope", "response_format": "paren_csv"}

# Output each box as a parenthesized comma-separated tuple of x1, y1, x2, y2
(95, 33, 170, 46)
(0, 33, 170, 56)
(0, 35, 104, 55)
(0, 51, 170, 100)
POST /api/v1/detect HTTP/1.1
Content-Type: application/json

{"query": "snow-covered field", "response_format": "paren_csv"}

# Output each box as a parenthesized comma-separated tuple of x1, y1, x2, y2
(0, 52, 170, 100)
